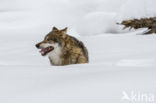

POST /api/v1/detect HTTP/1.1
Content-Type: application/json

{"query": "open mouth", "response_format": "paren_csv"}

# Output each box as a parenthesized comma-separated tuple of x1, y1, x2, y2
(39, 46, 54, 56)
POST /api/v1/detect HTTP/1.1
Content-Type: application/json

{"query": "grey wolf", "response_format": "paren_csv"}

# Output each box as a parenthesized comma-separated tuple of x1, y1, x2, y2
(35, 27, 89, 66)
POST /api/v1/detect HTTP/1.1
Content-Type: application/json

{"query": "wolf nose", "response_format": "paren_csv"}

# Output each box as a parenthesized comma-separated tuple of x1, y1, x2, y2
(35, 44, 40, 48)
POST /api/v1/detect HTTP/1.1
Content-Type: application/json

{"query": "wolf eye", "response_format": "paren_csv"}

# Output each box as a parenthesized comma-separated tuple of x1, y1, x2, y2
(45, 37, 51, 41)
(47, 39, 50, 41)
(45, 38, 49, 41)
(53, 38, 58, 42)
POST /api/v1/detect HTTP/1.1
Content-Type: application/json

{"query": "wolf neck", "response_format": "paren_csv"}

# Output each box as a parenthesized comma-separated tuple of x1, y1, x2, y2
(48, 45, 62, 66)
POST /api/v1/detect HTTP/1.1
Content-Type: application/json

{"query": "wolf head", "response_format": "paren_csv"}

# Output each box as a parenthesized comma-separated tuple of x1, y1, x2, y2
(35, 27, 67, 56)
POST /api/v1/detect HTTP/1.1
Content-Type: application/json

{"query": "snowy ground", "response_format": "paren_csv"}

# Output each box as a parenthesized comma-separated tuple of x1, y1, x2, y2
(0, 0, 156, 103)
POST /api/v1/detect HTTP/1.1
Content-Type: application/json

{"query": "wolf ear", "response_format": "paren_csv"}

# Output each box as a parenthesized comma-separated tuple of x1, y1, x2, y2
(52, 26, 58, 31)
(60, 27, 67, 38)
(61, 27, 67, 34)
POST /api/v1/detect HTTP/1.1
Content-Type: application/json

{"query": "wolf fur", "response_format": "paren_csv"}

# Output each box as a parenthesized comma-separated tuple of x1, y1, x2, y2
(36, 27, 89, 66)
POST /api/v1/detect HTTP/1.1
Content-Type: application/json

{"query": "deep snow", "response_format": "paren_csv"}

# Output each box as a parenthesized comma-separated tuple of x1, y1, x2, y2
(0, 31, 156, 103)
(0, 0, 156, 103)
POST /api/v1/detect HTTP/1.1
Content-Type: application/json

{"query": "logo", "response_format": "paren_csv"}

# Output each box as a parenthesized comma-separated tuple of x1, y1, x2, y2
(121, 91, 155, 102)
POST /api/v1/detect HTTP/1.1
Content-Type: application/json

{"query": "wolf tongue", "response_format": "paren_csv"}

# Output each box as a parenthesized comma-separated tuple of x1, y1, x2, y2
(39, 46, 54, 56)
(39, 48, 46, 55)
(40, 48, 47, 52)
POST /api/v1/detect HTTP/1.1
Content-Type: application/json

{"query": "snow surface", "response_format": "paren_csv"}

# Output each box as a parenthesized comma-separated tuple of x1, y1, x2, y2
(0, 0, 156, 103)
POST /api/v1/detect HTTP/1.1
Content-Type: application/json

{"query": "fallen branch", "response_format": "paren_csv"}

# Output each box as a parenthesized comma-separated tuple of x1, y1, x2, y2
(117, 17, 156, 34)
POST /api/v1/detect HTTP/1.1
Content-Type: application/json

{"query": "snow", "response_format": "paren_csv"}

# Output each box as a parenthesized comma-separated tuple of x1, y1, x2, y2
(118, 0, 156, 21)
(0, 0, 156, 103)
(75, 12, 118, 35)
